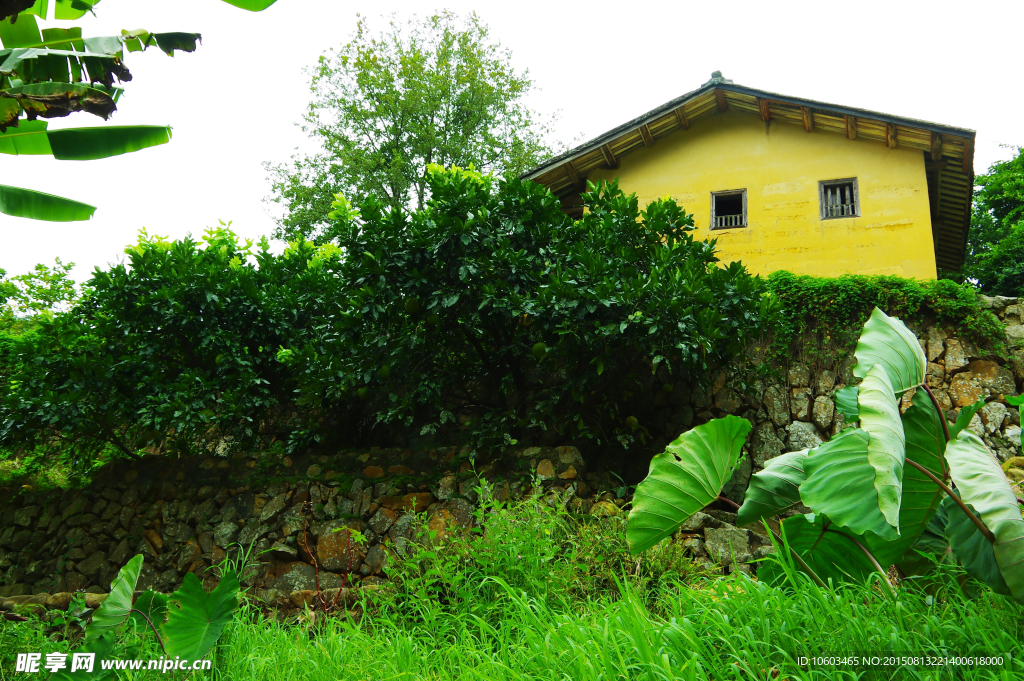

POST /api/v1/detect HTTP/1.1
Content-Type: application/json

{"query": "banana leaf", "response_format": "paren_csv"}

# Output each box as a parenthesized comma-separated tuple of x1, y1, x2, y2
(853, 307, 926, 394)
(626, 415, 751, 554)
(0, 183, 94, 220)
(0, 121, 169, 158)
(48, 124, 171, 159)
(735, 448, 808, 527)
(0, 83, 118, 125)
(219, 0, 278, 10)
(945, 429, 1024, 601)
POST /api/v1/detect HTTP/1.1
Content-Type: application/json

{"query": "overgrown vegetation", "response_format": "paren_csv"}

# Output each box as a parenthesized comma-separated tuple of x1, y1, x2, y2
(629, 308, 1024, 604)
(959, 146, 1024, 296)
(0, 170, 769, 478)
(764, 271, 1007, 364)
(3, 498, 1020, 679)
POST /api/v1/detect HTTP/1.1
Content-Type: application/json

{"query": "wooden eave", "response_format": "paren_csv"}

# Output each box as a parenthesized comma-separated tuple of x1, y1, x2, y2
(524, 82, 976, 272)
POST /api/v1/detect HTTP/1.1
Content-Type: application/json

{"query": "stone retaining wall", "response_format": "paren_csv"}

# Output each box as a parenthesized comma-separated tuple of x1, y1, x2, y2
(2, 296, 1023, 604)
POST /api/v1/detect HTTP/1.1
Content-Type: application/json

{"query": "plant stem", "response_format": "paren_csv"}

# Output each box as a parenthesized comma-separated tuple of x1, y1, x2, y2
(763, 522, 826, 589)
(905, 458, 996, 544)
(716, 495, 740, 511)
(822, 529, 895, 597)
(920, 383, 951, 444)
(129, 608, 166, 653)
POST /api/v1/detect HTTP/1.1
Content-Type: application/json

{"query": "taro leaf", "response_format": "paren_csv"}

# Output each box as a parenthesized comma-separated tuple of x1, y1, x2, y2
(949, 399, 985, 441)
(800, 428, 898, 541)
(48, 125, 171, 160)
(867, 389, 948, 566)
(219, 0, 278, 10)
(943, 493, 1010, 596)
(626, 415, 751, 554)
(858, 364, 906, 529)
(163, 570, 240, 661)
(833, 385, 859, 423)
(736, 449, 808, 527)
(86, 554, 143, 643)
(129, 589, 168, 632)
(853, 307, 926, 394)
(50, 632, 115, 681)
(915, 498, 952, 556)
(758, 513, 878, 587)
(945, 429, 1024, 601)
(0, 183, 95, 221)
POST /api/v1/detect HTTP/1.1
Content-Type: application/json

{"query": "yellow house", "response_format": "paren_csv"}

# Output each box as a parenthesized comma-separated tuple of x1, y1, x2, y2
(523, 72, 975, 279)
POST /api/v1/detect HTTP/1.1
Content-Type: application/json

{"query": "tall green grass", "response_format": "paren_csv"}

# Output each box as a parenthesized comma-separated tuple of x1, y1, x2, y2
(2, 495, 1022, 680)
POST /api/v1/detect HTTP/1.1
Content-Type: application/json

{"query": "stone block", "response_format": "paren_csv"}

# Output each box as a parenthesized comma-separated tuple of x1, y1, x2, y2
(945, 339, 969, 371)
(788, 363, 810, 388)
(786, 421, 823, 452)
(763, 386, 790, 427)
(790, 388, 812, 420)
(949, 373, 989, 407)
(812, 396, 834, 431)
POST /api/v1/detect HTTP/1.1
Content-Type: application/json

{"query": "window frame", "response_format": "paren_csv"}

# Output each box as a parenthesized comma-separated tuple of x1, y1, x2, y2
(818, 177, 860, 220)
(709, 188, 748, 230)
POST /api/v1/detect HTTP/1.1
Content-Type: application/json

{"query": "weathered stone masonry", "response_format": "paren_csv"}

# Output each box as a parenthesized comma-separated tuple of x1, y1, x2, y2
(2, 296, 1023, 609)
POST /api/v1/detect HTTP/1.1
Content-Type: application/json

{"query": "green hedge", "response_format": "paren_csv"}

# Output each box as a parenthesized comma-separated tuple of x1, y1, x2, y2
(764, 271, 1006, 358)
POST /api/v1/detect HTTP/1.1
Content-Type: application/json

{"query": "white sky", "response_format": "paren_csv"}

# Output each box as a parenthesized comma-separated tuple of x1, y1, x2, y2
(2, 0, 1022, 282)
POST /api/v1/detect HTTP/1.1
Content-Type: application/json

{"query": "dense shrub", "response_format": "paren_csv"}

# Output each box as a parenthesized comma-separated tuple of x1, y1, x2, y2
(0, 227, 349, 470)
(281, 167, 770, 451)
(0, 169, 769, 474)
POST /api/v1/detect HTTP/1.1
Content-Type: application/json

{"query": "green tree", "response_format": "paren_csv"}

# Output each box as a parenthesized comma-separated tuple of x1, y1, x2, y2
(265, 11, 555, 243)
(0, 257, 78, 320)
(282, 168, 770, 451)
(0, 0, 277, 221)
(961, 146, 1024, 295)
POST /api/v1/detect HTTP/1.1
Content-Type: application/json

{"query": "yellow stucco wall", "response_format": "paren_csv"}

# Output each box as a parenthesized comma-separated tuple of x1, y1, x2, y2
(586, 111, 937, 279)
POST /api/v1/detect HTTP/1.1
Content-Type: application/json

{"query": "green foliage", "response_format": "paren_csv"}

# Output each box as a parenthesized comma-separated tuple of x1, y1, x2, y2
(631, 305, 1024, 602)
(961, 146, 1024, 294)
(0, 0, 274, 221)
(735, 448, 807, 526)
(0, 225, 336, 467)
(765, 270, 1006, 357)
(286, 169, 768, 452)
(32, 554, 240, 679)
(626, 416, 750, 553)
(86, 554, 143, 643)
(164, 571, 241, 660)
(265, 10, 556, 242)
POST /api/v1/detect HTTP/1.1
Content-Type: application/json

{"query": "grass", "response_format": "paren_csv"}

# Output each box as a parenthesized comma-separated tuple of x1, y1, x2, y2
(2, 492, 1022, 680)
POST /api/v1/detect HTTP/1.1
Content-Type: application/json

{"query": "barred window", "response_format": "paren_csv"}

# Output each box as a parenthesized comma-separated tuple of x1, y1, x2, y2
(710, 189, 746, 229)
(819, 178, 859, 219)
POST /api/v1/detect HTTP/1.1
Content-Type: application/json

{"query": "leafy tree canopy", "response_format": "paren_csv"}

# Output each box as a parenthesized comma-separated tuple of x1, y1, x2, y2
(961, 146, 1024, 295)
(264, 11, 557, 243)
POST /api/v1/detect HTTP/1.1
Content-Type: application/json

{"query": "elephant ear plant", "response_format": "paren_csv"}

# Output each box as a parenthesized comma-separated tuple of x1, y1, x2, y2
(46, 555, 240, 679)
(627, 307, 1024, 602)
